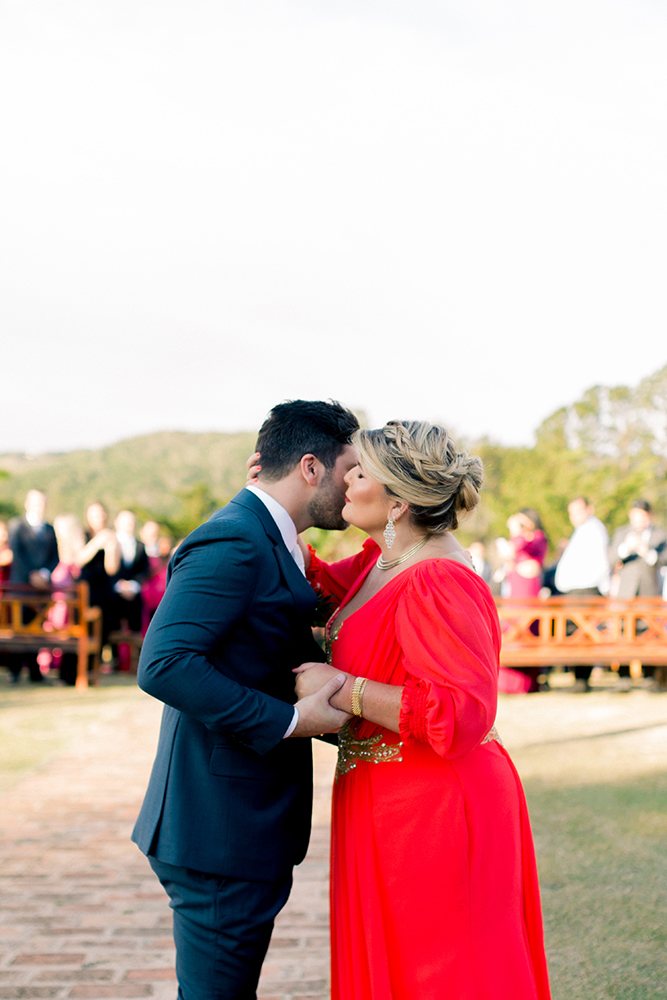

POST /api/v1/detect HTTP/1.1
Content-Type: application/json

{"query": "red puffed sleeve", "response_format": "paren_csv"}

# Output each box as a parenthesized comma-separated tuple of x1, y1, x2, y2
(396, 561, 501, 759)
(306, 538, 379, 605)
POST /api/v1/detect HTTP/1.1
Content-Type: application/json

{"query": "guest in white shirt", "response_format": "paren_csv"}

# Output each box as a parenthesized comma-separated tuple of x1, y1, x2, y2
(555, 496, 610, 690)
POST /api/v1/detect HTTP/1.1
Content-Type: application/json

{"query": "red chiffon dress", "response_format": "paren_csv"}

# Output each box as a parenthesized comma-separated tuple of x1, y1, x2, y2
(506, 531, 548, 599)
(307, 540, 551, 1000)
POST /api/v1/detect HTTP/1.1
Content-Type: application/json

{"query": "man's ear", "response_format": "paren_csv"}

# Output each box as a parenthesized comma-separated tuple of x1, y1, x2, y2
(298, 454, 322, 487)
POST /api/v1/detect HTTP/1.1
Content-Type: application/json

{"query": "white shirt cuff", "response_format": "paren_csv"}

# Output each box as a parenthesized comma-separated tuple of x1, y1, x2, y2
(646, 549, 658, 566)
(283, 706, 299, 739)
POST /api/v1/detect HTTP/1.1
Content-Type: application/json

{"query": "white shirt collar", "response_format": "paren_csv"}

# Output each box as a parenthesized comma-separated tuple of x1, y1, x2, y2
(245, 485, 298, 556)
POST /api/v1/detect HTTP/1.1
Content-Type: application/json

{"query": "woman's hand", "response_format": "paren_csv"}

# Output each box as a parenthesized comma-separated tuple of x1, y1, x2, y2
(246, 452, 261, 484)
(294, 662, 351, 710)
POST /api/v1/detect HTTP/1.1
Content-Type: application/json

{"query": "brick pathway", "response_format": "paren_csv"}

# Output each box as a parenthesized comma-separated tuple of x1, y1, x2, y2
(0, 690, 337, 1000)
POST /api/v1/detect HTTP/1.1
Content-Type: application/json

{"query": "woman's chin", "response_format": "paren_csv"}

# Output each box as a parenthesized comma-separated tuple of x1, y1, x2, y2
(341, 506, 358, 529)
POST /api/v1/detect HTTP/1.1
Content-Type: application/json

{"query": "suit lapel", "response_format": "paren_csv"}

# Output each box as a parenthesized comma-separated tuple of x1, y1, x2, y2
(229, 491, 317, 615)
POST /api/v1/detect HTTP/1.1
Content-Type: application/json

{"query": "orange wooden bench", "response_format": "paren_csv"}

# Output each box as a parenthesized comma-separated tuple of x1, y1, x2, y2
(0, 581, 102, 690)
(106, 628, 143, 673)
(495, 595, 667, 683)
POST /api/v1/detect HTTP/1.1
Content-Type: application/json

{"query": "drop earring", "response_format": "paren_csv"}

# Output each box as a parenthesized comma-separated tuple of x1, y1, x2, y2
(383, 516, 397, 549)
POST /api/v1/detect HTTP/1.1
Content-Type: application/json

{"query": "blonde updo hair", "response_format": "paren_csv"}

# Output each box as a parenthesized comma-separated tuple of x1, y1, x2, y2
(353, 420, 483, 534)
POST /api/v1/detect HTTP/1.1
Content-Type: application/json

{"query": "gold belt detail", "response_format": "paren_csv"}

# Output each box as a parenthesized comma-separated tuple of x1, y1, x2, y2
(336, 723, 503, 777)
(336, 720, 404, 778)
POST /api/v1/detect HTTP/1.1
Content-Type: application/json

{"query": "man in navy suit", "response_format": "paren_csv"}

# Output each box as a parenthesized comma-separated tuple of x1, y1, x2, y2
(7, 489, 59, 683)
(132, 400, 359, 1000)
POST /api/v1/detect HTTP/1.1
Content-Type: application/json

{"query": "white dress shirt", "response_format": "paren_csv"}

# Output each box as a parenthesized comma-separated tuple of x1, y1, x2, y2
(115, 531, 141, 595)
(245, 485, 304, 737)
(555, 515, 611, 594)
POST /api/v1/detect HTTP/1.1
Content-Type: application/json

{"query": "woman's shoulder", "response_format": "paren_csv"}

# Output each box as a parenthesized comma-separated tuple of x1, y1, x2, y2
(403, 556, 495, 604)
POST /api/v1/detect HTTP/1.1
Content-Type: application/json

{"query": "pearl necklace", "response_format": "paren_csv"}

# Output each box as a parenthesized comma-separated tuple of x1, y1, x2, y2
(376, 535, 430, 570)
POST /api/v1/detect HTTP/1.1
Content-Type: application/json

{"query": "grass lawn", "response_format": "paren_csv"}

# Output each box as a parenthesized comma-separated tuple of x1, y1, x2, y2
(529, 774, 667, 999)
(498, 689, 667, 999)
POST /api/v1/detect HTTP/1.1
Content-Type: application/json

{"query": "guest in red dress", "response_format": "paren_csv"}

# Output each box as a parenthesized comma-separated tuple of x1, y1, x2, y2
(139, 521, 172, 635)
(294, 421, 551, 1000)
(500, 509, 549, 693)
(505, 510, 548, 598)
(0, 519, 12, 583)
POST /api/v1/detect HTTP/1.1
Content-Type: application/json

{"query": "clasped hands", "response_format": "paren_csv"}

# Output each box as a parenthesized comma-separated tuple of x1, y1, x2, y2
(289, 662, 353, 738)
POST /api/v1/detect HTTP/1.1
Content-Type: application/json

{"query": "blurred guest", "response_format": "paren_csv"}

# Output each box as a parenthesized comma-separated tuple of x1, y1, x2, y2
(468, 541, 492, 585)
(110, 510, 149, 636)
(555, 497, 610, 691)
(492, 536, 514, 596)
(6, 490, 59, 682)
(0, 519, 12, 582)
(45, 514, 87, 685)
(610, 500, 667, 688)
(505, 509, 548, 598)
(499, 509, 549, 694)
(541, 539, 568, 596)
(610, 500, 667, 597)
(78, 502, 120, 646)
(139, 520, 172, 634)
(8, 490, 59, 587)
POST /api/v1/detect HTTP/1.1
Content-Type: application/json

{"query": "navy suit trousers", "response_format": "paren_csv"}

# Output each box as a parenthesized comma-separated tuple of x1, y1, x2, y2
(149, 858, 293, 1000)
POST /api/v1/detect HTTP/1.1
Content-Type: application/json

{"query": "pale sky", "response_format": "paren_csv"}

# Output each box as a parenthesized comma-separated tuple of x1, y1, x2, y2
(2, 0, 666, 454)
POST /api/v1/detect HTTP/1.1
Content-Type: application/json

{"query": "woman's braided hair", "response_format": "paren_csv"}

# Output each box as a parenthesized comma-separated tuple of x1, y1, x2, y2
(353, 420, 483, 534)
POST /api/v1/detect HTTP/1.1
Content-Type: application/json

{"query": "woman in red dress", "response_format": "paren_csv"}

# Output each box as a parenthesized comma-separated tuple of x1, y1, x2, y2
(505, 510, 548, 599)
(0, 519, 12, 582)
(500, 509, 549, 693)
(295, 421, 551, 1000)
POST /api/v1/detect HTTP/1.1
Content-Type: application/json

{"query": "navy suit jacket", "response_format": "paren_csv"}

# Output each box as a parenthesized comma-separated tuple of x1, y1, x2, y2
(8, 517, 59, 584)
(131, 489, 325, 882)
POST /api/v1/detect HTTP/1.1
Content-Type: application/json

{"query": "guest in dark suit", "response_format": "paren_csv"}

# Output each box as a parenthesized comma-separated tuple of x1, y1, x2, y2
(132, 400, 359, 1000)
(109, 509, 149, 634)
(8, 490, 59, 586)
(6, 490, 59, 682)
(610, 499, 667, 687)
(610, 500, 667, 597)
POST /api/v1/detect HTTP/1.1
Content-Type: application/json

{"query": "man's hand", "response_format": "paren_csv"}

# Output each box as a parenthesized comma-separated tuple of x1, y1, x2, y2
(289, 673, 351, 737)
(29, 570, 50, 589)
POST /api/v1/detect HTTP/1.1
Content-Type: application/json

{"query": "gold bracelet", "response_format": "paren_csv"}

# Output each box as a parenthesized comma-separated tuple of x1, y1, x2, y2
(351, 676, 368, 718)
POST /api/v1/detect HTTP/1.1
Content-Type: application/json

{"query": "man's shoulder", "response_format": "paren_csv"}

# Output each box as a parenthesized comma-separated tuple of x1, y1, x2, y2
(8, 517, 27, 539)
(179, 495, 272, 550)
(587, 516, 609, 538)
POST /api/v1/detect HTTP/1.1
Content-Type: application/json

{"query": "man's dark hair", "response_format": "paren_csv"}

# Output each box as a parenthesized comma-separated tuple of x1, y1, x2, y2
(255, 400, 359, 481)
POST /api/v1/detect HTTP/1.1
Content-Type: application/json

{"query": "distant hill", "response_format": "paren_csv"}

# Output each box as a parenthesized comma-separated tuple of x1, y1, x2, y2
(0, 431, 258, 533)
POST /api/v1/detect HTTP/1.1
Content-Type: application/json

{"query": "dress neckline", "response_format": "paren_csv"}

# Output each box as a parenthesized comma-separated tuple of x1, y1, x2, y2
(326, 553, 478, 640)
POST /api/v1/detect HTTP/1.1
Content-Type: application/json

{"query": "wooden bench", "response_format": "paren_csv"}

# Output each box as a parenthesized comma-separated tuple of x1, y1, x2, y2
(106, 629, 144, 673)
(495, 595, 667, 683)
(0, 581, 102, 690)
